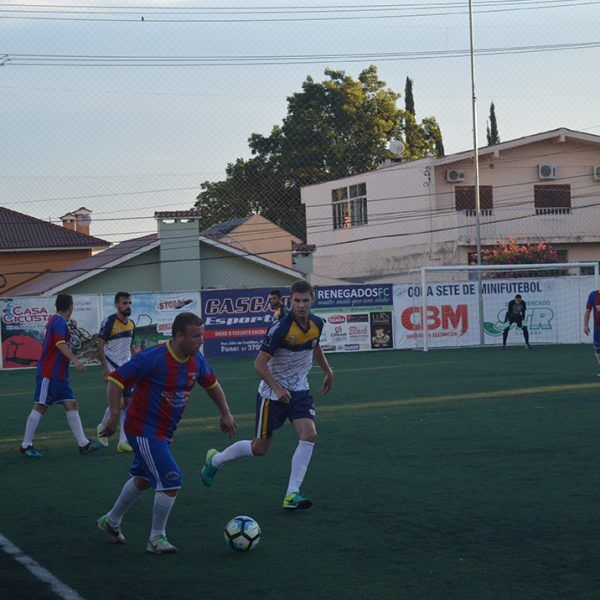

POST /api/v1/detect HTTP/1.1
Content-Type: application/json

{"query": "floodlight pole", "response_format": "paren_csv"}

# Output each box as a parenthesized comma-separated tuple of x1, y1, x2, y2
(468, 0, 485, 346)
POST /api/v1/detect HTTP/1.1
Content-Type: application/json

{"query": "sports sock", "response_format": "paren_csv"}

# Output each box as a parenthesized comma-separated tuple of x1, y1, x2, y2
(594, 349, 600, 366)
(22, 409, 42, 448)
(118, 412, 127, 445)
(502, 327, 509, 345)
(65, 410, 89, 447)
(522, 326, 530, 344)
(150, 492, 176, 538)
(212, 440, 253, 468)
(99, 406, 111, 429)
(108, 478, 145, 525)
(286, 440, 314, 496)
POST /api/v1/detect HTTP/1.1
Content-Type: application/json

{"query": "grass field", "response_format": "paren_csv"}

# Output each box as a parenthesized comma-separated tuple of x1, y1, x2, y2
(2, 345, 600, 600)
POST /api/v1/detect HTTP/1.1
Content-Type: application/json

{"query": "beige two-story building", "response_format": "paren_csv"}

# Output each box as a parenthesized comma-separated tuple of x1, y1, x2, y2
(301, 128, 600, 283)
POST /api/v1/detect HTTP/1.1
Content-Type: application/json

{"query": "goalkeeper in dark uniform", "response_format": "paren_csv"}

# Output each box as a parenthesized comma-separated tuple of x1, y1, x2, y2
(502, 294, 531, 348)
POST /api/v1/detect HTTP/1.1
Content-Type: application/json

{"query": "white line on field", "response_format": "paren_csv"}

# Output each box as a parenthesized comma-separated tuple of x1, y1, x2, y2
(0, 534, 84, 600)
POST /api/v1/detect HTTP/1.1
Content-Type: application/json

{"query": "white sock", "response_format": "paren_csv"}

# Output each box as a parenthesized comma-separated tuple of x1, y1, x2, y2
(212, 440, 254, 469)
(22, 410, 42, 448)
(286, 440, 314, 496)
(107, 478, 145, 526)
(118, 412, 127, 445)
(99, 406, 111, 429)
(150, 492, 176, 538)
(65, 410, 89, 447)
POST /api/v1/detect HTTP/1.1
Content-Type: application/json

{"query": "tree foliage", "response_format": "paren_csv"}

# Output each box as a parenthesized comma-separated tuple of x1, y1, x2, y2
(195, 66, 445, 238)
(481, 237, 560, 265)
(486, 102, 500, 145)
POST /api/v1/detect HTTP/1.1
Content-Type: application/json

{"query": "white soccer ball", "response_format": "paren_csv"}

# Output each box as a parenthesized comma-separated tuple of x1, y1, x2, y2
(224, 515, 261, 552)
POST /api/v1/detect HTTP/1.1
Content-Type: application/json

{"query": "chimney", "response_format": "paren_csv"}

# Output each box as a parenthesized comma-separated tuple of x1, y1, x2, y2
(292, 242, 316, 281)
(60, 207, 92, 235)
(154, 210, 202, 291)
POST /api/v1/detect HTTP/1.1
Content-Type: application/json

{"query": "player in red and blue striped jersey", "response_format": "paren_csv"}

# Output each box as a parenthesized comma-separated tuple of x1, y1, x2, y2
(584, 289, 600, 374)
(96, 312, 237, 554)
(20, 294, 104, 458)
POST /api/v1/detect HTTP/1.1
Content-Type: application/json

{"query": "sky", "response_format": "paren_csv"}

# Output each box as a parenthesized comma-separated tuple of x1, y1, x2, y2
(1, 0, 599, 243)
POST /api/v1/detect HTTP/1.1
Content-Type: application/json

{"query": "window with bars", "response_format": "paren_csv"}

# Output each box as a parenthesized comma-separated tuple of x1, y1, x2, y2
(534, 185, 571, 215)
(455, 186, 494, 216)
(331, 182, 368, 229)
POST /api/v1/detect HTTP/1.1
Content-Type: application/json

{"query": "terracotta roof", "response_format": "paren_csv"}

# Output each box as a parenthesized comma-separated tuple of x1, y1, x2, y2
(0, 206, 109, 251)
(6, 234, 158, 296)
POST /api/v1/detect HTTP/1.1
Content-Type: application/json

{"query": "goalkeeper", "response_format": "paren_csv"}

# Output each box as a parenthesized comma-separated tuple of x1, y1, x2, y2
(502, 294, 531, 348)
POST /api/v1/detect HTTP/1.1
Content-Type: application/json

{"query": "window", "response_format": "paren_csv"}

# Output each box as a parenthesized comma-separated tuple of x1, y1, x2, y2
(455, 186, 493, 216)
(534, 185, 571, 215)
(332, 183, 368, 229)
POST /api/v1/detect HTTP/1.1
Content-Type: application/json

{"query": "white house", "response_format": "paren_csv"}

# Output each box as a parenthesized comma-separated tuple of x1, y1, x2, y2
(300, 128, 600, 283)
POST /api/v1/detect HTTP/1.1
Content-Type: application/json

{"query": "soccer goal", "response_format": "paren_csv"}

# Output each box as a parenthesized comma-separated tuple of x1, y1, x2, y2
(397, 262, 600, 351)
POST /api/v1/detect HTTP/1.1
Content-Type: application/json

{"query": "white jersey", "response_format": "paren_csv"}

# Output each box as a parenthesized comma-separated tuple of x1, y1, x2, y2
(257, 312, 324, 400)
(98, 314, 135, 369)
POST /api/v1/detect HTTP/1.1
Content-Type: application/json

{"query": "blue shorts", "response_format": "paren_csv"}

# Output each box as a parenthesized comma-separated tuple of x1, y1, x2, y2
(255, 390, 316, 439)
(33, 377, 75, 406)
(594, 329, 600, 349)
(127, 435, 182, 491)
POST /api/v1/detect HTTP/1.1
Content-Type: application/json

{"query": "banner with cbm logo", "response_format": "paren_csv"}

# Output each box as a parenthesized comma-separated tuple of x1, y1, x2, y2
(200, 287, 279, 359)
(313, 284, 394, 352)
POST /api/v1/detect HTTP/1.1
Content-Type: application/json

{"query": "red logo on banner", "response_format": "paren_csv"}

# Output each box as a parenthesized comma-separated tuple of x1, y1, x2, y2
(401, 304, 469, 335)
(328, 315, 346, 324)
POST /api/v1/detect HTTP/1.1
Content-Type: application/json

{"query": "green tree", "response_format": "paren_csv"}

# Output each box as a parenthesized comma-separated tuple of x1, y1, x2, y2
(404, 76, 415, 115)
(486, 101, 500, 145)
(195, 66, 444, 238)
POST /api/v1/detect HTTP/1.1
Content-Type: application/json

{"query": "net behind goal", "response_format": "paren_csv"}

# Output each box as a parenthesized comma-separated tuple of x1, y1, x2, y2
(393, 262, 599, 351)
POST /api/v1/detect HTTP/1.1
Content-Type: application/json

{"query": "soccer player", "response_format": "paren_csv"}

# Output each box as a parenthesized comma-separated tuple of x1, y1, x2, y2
(502, 294, 531, 348)
(583, 289, 600, 375)
(268, 289, 288, 321)
(96, 312, 237, 554)
(201, 279, 334, 510)
(96, 292, 137, 453)
(20, 294, 104, 458)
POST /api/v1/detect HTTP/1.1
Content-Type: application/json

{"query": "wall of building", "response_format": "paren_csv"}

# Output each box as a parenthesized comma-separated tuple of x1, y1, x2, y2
(0, 249, 92, 296)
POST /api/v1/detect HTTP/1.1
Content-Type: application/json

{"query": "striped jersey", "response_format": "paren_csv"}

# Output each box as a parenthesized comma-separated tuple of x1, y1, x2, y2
(36, 314, 71, 381)
(108, 341, 218, 441)
(98, 314, 136, 369)
(587, 291, 600, 330)
(258, 312, 324, 400)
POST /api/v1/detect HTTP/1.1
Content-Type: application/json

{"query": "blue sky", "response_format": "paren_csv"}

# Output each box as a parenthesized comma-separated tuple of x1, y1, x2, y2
(1, 1, 599, 242)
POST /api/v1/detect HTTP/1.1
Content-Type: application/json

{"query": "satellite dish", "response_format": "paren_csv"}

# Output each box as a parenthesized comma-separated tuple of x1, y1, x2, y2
(388, 138, 405, 156)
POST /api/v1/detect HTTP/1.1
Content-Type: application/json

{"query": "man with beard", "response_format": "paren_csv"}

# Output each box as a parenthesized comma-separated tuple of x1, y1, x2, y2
(96, 292, 138, 452)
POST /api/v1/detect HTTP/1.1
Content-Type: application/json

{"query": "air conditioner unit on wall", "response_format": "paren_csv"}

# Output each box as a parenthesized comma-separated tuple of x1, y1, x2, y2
(593, 166, 600, 181)
(538, 164, 558, 180)
(446, 169, 465, 183)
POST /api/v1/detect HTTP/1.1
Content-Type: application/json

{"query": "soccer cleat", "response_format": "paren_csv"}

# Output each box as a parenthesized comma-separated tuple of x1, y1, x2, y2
(79, 440, 104, 455)
(282, 491, 312, 510)
(96, 424, 109, 447)
(20, 445, 42, 458)
(117, 441, 133, 453)
(97, 515, 125, 544)
(147, 535, 177, 554)
(200, 449, 219, 487)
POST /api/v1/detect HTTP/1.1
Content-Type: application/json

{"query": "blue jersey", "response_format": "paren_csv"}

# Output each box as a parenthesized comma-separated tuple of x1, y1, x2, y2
(258, 312, 324, 400)
(37, 314, 71, 381)
(108, 341, 218, 441)
(98, 313, 135, 369)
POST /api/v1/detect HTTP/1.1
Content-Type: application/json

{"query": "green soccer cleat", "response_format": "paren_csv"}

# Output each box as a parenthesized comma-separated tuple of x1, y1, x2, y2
(282, 491, 313, 510)
(200, 448, 219, 487)
(20, 445, 42, 458)
(117, 441, 133, 453)
(79, 440, 104, 455)
(96, 424, 109, 448)
(97, 515, 125, 544)
(147, 535, 177, 554)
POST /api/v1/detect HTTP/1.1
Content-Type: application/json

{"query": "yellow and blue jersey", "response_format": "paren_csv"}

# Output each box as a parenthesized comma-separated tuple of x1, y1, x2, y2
(258, 312, 324, 400)
(98, 314, 136, 369)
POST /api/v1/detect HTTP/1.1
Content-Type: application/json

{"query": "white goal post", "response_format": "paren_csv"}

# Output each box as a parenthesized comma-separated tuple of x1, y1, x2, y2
(410, 262, 600, 351)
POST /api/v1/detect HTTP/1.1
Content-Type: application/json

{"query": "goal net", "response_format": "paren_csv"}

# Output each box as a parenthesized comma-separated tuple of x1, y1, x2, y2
(393, 262, 599, 351)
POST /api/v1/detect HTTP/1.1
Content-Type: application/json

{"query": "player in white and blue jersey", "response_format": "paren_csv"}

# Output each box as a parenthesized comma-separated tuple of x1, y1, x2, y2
(201, 280, 334, 510)
(96, 292, 137, 452)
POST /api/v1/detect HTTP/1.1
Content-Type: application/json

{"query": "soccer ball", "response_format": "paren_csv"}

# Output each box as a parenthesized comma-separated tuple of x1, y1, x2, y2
(224, 515, 261, 552)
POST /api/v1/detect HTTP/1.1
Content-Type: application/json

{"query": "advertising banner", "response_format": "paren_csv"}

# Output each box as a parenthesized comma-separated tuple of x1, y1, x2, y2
(101, 291, 201, 351)
(200, 287, 277, 359)
(313, 284, 394, 352)
(0, 295, 101, 369)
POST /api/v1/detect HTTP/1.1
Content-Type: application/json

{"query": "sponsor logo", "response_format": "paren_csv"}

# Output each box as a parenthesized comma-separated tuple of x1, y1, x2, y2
(164, 471, 180, 481)
(347, 314, 369, 323)
(344, 344, 361, 351)
(401, 304, 469, 336)
(309, 409, 316, 416)
(204, 295, 270, 315)
(1, 304, 50, 325)
(156, 298, 195, 311)
(484, 306, 555, 336)
(320, 344, 336, 352)
(328, 315, 346, 324)
(349, 325, 368, 336)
